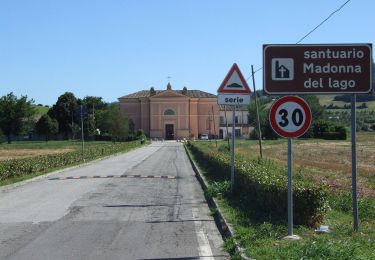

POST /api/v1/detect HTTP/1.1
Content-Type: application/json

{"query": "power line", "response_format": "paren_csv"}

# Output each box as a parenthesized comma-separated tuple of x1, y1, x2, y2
(246, 0, 352, 81)
(296, 0, 351, 44)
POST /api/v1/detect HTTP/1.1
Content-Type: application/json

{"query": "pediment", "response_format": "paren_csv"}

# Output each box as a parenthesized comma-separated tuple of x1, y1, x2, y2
(150, 90, 188, 99)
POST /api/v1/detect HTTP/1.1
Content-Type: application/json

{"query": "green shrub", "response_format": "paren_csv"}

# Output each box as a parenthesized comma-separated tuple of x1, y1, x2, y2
(313, 120, 347, 140)
(0, 129, 5, 144)
(217, 144, 230, 153)
(136, 129, 146, 139)
(188, 142, 328, 227)
(329, 192, 375, 220)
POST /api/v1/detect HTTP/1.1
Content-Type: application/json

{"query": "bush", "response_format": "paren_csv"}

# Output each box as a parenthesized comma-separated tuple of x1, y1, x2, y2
(188, 142, 328, 227)
(0, 129, 5, 143)
(313, 120, 347, 140)
(136, 129, 146, 140)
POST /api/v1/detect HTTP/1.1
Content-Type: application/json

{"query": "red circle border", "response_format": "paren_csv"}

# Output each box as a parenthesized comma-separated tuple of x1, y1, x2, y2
(269, 96, 312, 138)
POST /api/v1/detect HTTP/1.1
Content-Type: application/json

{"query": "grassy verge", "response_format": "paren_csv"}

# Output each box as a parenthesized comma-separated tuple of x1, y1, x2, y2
(188, 141, 375, 259)
(0, 140, 146, 186)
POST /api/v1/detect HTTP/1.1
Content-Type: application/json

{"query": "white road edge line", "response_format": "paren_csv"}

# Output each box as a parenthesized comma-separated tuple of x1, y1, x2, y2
(192, 207, 215, 259)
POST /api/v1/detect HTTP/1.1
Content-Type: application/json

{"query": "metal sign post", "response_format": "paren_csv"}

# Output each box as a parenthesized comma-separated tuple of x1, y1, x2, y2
(217, 63, 251, 193)
(287, 138, 293, 236)
(351, 94, 359, 231)
(269, 96, 312, 238)
(231, 106, 236, 193)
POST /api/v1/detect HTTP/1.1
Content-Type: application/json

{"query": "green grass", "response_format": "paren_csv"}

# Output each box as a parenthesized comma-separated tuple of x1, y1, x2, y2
(33, 105, 49, 115)
(188, 141, 375, 259)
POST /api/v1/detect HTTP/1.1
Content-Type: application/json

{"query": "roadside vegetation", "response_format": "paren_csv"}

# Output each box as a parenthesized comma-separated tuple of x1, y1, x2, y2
(0, 140, 146, 186)
(187, 135, 375, 259)
(0, 91, 148, 186)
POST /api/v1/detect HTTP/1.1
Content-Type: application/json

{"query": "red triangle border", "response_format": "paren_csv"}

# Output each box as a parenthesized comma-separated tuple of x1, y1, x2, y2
(217, 63, 251, 94)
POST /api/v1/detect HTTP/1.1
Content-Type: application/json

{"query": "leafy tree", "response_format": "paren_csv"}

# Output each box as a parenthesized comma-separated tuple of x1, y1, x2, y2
(82, 96, 107, 114)
(96, 104, 128, 141)
(0, 92, 35, 143)
(48, 92, 78, 138)
(83, 115, 96, 139)
(248, 99, 268, 127)
(248, 99, 278, 139)
(35, 114, 59, 142)
(81, 96, 107, 139)
(301, 95, 324, 121)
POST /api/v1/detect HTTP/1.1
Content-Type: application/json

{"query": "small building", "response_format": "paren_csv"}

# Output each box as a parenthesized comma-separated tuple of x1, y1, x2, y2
(118, 83, 220, 140)
(219, 105, 251, 139)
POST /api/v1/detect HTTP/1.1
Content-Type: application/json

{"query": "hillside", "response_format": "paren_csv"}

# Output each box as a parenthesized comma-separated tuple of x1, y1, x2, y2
(318, 94, 375, 111)
(33, 105, 49, 120)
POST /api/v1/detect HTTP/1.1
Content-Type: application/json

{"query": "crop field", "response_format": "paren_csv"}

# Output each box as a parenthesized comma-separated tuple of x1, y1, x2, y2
(193, 133, 375, 197)
(236, 132, 375, 198)
(0, 141, 92, 161)
(0, 140, 144, 186)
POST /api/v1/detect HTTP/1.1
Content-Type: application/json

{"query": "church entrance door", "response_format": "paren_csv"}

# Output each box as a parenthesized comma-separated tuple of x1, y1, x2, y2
(165, 124, 174, 140)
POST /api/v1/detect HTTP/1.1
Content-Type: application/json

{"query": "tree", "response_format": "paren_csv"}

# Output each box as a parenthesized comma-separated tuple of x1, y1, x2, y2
(35, 114, 59, 142)
(96, 104, 128, 141)
(302, 95, 324, 121)
(82, 96, 107, 114)
(0, 92, 35, 143)
(48, 92, 79, 138)
(81, 96, 107, 139)
(248, 98, 278, 139)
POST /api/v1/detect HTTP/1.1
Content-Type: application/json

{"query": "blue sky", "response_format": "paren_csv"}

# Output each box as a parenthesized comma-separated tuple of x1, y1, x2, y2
(0, 0, 373, 105)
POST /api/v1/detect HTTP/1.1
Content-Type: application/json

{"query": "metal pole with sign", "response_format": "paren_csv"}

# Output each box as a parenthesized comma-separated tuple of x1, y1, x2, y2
(263, 43, 372, 232)
(217, 63, 251, 193)
(287, 138, 293, 236)
(269, 96, 312, 238)
(351, 94, 359, 231)
(231, 106, 236, 193)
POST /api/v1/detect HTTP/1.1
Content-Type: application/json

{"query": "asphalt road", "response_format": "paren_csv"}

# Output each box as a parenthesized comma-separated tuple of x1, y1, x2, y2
(0, 141, 228, 260)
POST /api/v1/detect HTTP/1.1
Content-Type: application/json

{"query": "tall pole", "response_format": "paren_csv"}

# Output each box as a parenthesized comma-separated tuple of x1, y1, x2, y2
(224, 106, 230, 148)
(251, 65, 263, 159)
(231, 106, 236, 193)
(81, 105, 85, 161)
(212, 105, 218, 147)
(287, 138, 293, 236)
(351, 94, 359, 231)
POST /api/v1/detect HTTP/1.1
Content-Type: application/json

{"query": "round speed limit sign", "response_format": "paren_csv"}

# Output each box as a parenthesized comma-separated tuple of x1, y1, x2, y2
(269, 96, 312, 138)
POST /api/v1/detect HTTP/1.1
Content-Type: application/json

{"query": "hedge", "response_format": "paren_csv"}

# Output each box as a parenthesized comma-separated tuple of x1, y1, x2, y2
(0, 141, 141, 181)
(187, 142, 328, 227)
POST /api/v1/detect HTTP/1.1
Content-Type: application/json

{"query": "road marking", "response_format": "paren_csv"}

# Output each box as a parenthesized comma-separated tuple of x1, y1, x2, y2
(48, 175, 177, 181)
(192, 208, 214, 259)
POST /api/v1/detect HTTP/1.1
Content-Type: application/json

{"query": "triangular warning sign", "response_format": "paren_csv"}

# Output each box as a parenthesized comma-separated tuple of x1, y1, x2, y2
(217, 63, 251, 94)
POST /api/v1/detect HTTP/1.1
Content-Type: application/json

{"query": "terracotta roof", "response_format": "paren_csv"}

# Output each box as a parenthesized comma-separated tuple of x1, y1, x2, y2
(119, 90, 217, 99)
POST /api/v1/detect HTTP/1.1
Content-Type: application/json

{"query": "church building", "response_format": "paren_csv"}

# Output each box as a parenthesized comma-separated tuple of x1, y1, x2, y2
(118, 83, 220, 140)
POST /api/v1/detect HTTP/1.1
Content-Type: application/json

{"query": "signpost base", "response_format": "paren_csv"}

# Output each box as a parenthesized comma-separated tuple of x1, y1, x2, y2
(282, 235, 301, 241)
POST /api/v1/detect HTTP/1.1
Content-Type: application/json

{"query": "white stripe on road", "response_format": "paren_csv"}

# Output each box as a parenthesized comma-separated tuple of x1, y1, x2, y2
(192, 208, 215, 259)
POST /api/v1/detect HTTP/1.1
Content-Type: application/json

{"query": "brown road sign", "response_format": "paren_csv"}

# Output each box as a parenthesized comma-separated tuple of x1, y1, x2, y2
(263, 44, 372, 94)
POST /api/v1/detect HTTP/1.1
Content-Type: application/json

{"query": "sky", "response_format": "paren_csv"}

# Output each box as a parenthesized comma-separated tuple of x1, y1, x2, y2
(0, 0, 374, 106)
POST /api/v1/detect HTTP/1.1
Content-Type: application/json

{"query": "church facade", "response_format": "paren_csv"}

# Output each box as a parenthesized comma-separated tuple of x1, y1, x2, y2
(118, 83, 220, 140)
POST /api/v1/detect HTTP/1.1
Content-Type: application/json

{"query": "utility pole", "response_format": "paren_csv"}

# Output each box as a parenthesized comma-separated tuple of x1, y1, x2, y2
(251, 65, 263, 159)
(81, 105, 85, 161)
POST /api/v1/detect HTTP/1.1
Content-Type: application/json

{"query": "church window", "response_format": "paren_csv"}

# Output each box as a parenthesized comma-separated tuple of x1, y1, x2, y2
(164, 109, 175, 115)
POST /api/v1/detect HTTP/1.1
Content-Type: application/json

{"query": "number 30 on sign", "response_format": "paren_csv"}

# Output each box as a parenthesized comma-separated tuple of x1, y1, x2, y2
(269, 96, 312, 138)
